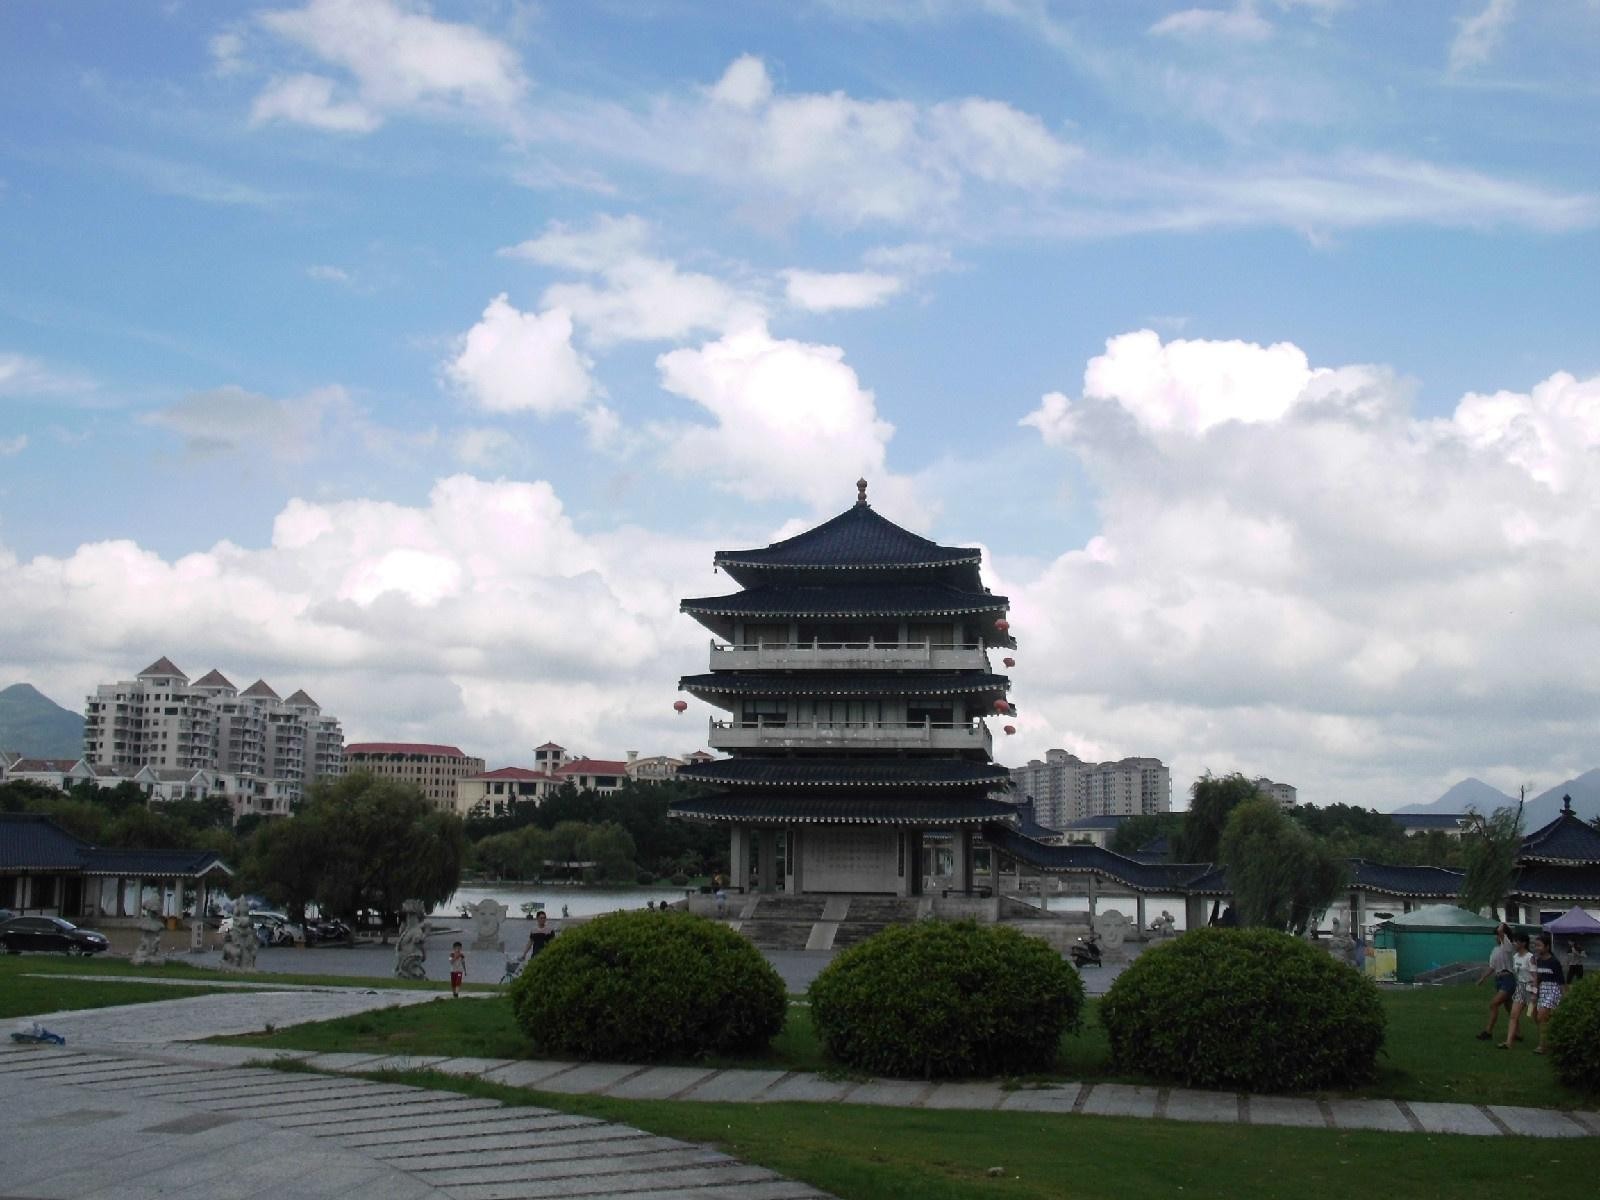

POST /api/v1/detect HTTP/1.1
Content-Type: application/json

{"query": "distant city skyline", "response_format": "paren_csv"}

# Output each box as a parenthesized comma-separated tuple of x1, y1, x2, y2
(3, 2, 1598, 809)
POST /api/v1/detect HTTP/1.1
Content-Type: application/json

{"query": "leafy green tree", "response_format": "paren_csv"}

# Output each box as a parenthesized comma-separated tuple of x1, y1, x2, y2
(1176, 773, 1263, 862)
(1109, 812, 1185, 857)
(582, 821, 638, 881)
(1459, 803, 1524, 918)
(240, 812, 327, 919)
(1220, 798, 1347, 933)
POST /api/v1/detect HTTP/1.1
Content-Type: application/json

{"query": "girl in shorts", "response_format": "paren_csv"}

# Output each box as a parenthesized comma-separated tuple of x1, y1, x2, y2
(1530, 933, 1566, 1055)
(1499, 933, 1535, 1049)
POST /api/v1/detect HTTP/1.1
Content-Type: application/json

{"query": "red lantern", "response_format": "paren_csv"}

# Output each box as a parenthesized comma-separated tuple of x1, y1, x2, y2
(994, 618, 1010, 633)
(1003, 724, 1016, 735)
(1002, 656, 1015, 668)
(993, 699, 1008, 713)
(673, 700, 688, 714)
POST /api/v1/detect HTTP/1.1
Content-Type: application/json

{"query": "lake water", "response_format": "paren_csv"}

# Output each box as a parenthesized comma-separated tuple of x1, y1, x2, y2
(443, 883, 685, 919)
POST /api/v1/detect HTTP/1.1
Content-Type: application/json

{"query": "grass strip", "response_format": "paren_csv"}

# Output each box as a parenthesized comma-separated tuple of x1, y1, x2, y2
(217, 984, 1599, 1110)
(0, 974, 245, 1019)
(310, 1064, 1600, 1200)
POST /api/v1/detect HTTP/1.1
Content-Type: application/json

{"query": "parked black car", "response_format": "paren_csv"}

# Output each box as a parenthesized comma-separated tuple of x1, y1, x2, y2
(0, 915, 110, 955)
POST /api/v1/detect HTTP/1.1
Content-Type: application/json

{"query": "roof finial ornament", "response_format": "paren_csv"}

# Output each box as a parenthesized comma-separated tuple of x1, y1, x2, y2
(1563, 792, 1573, 815)
(856, 477, 869, 506)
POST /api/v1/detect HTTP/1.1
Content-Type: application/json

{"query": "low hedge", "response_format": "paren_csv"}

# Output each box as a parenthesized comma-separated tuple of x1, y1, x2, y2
(1548, 972, 1600, 1090)
(509, 909, 785, 1061)
(808, 920, 1084, 1079)
(1099, 927, 1385, 1092)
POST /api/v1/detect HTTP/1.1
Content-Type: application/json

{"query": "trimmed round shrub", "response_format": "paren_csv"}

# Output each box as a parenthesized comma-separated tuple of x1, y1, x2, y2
(509, 909, 785, 1061)
(1548, 971, 1600, 1089)
(635, 869, 656, 885)
(808, 920, 1085, 1079)
(1099, 927, 1385, 1092)
(669, 872, 690, 886)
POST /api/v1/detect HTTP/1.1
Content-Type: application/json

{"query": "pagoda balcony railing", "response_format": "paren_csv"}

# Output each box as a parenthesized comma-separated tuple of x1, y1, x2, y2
(709, 639, 988, 672)
(708, 717, 993, 754)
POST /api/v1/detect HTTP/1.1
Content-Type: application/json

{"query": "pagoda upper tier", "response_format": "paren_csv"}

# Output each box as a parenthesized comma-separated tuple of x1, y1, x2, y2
(712, 494, 983, 587)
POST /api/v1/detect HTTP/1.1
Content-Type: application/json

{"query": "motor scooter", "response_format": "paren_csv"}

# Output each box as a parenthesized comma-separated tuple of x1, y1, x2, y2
(1070, 931, 1103, 968)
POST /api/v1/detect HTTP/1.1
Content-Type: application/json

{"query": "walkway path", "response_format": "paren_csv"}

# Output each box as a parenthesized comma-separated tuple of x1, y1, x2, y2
(13, 987, 1599, 1145)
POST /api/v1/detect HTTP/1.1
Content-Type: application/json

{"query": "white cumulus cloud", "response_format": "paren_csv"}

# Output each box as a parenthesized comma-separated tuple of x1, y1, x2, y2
(783, 269, 905, 312)
(444, 295, 595, 416)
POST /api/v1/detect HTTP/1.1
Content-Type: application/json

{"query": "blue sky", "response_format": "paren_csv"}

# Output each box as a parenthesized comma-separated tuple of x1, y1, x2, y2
(2, 0, 1598, 808)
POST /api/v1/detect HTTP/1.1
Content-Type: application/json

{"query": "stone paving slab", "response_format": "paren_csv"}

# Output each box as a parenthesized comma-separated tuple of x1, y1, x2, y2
(478, 1058, 582, 1088)
(536, 1060, 648, 1094)
(923, 1081, 1007, 1110)
(361, 1121, 619, 1158)
(1569, 1109, 1600, 1135)
(1408, 1102, 1502, 1137)
(1162, 1089, 1240, 1125)
(128, 1071, 363, 1100)
(760, 1073, 858, 1103)
(269, 1095, 503, 1127)
(604, 1065, 719, 1100)
(338, 1112, 600, 1148)
(839, 1079, 933, 1107)
(1489, 1105, 1592, 1138)
(1247, 1095, 1326, 1128)
(1326, 1099, 1413, 1132)
(1081, 1083, 1160, 1118)
(383, 1131, 663, 1171)
(421, 1144, 733, 1187)
(679, 1067, 787, 1102)
(423, 1055, 518, 1076)
(302, 1051, 394, 1071)
(998, 1084, 1081, 1113)
(444, 1162, 790, 1200)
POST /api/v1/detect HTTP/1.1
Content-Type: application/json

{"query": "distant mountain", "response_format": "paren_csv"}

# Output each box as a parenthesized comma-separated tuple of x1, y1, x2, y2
(0, 683, 85, 760)
(1393, 777, 1516, 815)
(1523, 770, 1600, 827)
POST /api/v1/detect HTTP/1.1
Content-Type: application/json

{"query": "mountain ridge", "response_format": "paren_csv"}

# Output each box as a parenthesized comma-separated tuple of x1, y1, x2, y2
(0, 683, 86, 760)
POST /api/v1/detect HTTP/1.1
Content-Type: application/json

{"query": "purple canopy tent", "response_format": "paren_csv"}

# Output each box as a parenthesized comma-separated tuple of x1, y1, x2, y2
(1543, 906, 1600, 934)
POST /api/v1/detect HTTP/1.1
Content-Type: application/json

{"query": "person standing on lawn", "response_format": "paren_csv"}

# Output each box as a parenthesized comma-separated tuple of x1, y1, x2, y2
(519, 910, 557, 966)
(1566, 939, 1586, 983)
(1499, 932, 1536, 1049)
(448, 941, 466, 998)
(1477, 923, 1516, 1041)
(1530, 933, 1567, 1055)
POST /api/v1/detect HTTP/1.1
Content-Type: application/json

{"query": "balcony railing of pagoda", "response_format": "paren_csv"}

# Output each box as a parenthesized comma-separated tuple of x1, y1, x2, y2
(708, 639, 989, 671)
(708, 717, 994, 754)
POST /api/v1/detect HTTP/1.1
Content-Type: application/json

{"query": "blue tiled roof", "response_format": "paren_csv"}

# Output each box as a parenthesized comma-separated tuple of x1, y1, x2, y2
(679, 671, 1009, 698)
(715, 503, 979, 572)
(79, 847, 231, 877)
(682, 583, 1008, 620)
(1010, 797, 1060, 841)
(1520, 808, 1600, 864)
(1348, 859, 1464, 897)
(1513, 863, 1600, 900)
(985, 826, 1209, 892)
(0, 813, 88, 870)
(676, 757, 1010, 789)
(671, 794, 1017, 825)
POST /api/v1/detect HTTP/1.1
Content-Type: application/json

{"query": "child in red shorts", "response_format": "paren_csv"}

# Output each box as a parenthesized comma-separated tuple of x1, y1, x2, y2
(449, 941, 466, 998)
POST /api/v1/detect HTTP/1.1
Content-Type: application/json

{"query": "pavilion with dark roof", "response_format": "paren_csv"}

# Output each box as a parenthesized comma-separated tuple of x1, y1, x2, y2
(671, 480, 1017, 897)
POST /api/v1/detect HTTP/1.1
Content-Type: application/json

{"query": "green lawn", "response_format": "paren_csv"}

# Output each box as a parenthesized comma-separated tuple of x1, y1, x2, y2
(219, 984, 1599, 1110)
(334, 1067, 1600, 1200)
(0, 967, 242, 1018)
(0, 953, 494, 993)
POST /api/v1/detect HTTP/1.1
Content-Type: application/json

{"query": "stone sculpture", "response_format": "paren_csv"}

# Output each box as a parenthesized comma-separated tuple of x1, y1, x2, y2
(394, 898, 428, 980)
(219, 900, 257, 973)
(130, 899, 166, 966)
(469, 899, 508, 952)
(1094, 908, 1130, 950)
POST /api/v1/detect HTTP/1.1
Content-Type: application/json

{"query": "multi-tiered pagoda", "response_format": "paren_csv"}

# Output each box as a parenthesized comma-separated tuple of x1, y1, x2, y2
(671, 480, 1018, 896)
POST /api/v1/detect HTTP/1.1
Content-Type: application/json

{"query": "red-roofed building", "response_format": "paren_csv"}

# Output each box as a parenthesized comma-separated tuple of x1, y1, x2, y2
(555, 757, 628, 793)
(346, 742, 487, 811)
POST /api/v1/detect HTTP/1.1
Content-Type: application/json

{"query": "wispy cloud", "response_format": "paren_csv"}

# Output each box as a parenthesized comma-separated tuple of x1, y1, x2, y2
(1450, 0, 1518, 72)
(96, 147, 285, 208)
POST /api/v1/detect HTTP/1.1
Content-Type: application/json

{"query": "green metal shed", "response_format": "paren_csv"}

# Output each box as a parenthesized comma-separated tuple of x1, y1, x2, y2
(1373, 904, 1499, 983)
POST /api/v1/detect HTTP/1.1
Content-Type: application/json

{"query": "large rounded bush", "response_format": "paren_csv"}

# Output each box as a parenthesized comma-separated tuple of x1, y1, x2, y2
(1099, 927, 1385, 1091)
(1548, 972, 1600, 1089)
(808, 920, 1084, 1079)
(509, 909, 785, 1061)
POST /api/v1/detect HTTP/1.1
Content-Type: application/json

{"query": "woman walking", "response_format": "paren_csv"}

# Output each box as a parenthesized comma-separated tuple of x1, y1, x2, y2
(1530, 933, 1567, 1055)
(1499, 932, 1535, 1049)
(1477, 923, 1516, 1041)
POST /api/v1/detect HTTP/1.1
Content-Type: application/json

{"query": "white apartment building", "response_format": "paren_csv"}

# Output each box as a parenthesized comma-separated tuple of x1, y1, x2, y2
(82, 657, 345, 810)
(1009, 749, 1172, 828)
(1253, 777, 1298, 808)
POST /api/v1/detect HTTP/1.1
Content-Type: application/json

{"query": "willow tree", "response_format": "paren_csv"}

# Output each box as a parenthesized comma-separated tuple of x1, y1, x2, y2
(1219, 797, 1347, 933)
(1458, 803, 1524, 918)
